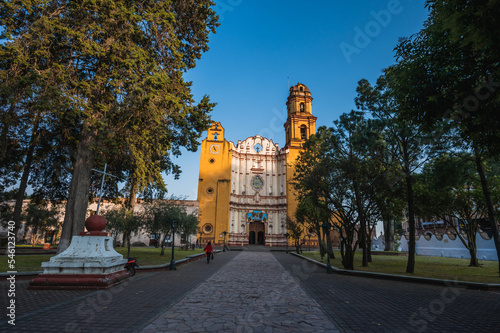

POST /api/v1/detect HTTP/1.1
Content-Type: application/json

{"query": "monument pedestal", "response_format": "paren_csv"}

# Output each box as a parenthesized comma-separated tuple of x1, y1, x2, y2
(29, 215, 128, 290)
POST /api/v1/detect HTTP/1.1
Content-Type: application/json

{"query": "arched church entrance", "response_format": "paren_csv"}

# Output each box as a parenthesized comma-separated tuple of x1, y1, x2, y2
(248, 211, 267, 245)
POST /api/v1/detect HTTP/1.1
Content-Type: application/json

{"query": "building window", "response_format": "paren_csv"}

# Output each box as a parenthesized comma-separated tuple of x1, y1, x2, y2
(300, 103, 305, 112)
(214, 133, 218, 141)
(209, 158, 215, 164)
(300, 125, 307, 139)
(203, 224, 213, 234)
(207, 187, 214, 194)
(300, 86, 303, 92)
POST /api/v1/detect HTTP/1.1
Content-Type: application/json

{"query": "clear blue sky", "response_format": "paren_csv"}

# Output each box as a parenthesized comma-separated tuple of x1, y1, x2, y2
(164, 0, 430, 200)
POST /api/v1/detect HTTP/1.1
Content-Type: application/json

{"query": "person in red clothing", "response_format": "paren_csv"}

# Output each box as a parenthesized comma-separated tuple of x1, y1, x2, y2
(204, 241, 213, 264)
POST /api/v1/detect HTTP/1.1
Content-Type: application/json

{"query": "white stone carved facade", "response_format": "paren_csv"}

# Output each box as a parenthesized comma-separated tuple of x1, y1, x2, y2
(228, 135, 288, 246)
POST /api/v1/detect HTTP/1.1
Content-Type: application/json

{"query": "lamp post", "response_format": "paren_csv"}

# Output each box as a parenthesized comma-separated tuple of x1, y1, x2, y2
(284, 233, 289, 254)
(198, 228, 203, 248)
(170, 221, 176, 271)
(222, 231, 228, 252)
(321, 221, 333, 274)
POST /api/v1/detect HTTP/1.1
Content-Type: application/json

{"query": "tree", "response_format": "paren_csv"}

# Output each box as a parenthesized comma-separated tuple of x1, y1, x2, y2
(286, 216, 304, 254)
(20, 200, 60, 246)
(391, 2, 500, 274)
(143, 199, 196, 255)
(1, 1, 219, 253)
(355, 72, 441, 273)
(294, 130, 335, 260)
(415, 154, 499, 266)
(104, 207, 144, 258)
(295, 122, 364, 270)
(295, 195, 329, 259)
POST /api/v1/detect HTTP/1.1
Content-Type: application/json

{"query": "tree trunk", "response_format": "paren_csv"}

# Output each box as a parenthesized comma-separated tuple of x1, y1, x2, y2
(468, 246, 479, 267)
(404, 147, 416, 274)
(127, 233, 131, 258)
(474, 152, 500, 275)
(13, 111, 42, 232)
(128, 177, 138, 209)
(325, 223, 335, 259)
(367, 235, 373, 262)
(316, 217, 325, 259)
(57, 127, 96, 254)
(384, 219, 395, 251)
(353, 180, 368, 267)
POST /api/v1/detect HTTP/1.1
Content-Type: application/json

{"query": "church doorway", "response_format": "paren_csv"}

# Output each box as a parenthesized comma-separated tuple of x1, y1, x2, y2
(247, 211, 267, 246)
(257, 231, 265, 245)
(249, 231, 256, 245)
(248, 221, 265, 245)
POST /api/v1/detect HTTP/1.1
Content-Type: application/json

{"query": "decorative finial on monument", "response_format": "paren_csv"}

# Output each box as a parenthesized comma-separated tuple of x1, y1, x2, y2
(81, 215, 108, 236)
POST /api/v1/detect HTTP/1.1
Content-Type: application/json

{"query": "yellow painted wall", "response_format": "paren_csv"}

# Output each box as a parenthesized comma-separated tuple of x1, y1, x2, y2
(197, 122, 232, 245)
(285, 83, 317, 243)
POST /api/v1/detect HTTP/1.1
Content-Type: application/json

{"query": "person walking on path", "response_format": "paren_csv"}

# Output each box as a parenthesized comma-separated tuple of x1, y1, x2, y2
(204, 241, 213, 264)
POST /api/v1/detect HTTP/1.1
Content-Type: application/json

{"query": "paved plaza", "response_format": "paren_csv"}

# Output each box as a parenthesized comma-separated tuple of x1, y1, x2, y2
(1, 249, 499, 332)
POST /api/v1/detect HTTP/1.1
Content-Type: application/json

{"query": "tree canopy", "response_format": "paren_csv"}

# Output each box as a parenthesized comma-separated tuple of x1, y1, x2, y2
(0, 0, 219, 252)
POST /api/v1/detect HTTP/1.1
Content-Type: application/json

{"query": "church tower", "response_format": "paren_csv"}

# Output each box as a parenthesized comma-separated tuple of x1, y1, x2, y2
(197, 122, 232, 246)
(284, 83, 317, 224)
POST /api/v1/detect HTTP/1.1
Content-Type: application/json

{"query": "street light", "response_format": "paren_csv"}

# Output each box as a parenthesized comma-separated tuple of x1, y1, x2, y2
(222, 231, 228, 252)
(198, 228, 203, 248)
(321, 221, 333, 274)
(170, 221, 176, 271)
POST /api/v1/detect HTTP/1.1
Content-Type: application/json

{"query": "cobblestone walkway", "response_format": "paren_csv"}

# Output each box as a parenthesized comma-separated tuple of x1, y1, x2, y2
(141, 252, 339, 333)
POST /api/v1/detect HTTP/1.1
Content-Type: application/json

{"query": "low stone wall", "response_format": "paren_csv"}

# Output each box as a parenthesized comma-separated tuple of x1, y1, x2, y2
(393, 234, 497, 261)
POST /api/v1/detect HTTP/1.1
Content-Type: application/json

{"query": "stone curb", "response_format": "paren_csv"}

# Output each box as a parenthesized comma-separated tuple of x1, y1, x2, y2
(0, 250, 222, 279)
(290, 252, 500, 291)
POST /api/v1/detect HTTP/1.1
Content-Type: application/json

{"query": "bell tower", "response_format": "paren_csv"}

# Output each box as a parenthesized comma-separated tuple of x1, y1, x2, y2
(284, 83, 317, 231)
(284, 83, 317, 149)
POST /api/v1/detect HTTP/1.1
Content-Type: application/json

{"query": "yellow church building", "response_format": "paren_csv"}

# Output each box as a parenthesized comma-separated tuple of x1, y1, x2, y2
(197, 83, 316, 246)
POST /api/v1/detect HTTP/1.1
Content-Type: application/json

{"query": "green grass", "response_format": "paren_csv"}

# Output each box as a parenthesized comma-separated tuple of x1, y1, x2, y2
(301, 250, 500, 284)
(0, 247, 204, 272)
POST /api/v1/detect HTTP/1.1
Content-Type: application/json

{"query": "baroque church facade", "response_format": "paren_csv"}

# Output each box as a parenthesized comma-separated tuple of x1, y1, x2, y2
(197, 83, 316, 246)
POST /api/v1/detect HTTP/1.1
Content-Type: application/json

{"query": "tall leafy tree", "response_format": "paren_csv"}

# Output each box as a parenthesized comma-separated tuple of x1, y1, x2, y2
(104, 207, 143, 258)
(20, 200, 60, 245)
(355, 72, 440, 273)
(415, 154, 499, 267)
(1, 1, 219, 253)
(143, 199, 196, 256)
(392, 2, 500, 274)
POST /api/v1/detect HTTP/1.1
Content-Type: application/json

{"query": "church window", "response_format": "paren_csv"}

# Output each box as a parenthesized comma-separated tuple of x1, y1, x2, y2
(214, 133, 218, 141)
(209, 158, 215, 164)
(203, 224, 213, 234)
(300, 103, 305, 112)
(253, 143, 262, 153)
(251, 175, 264, 191)
(207, 187, 214, 194)
(300, 86, 303, 92)
(300, 125, 307, 139)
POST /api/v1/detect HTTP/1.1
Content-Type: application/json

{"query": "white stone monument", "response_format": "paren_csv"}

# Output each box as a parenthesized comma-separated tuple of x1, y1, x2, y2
(29, 215, 128, 290)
